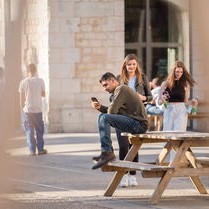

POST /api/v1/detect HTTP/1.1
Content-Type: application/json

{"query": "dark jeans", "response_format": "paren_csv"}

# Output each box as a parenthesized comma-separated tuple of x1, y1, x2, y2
(23, 112, 45, 153)
(98, 113, 148, 156)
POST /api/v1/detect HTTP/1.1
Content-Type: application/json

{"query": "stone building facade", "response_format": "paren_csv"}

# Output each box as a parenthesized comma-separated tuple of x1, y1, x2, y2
(1, 0, 209, 133)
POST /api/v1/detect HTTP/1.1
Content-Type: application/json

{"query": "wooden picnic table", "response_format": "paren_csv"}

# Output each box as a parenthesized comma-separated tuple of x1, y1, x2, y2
(102, 131, 209, 204)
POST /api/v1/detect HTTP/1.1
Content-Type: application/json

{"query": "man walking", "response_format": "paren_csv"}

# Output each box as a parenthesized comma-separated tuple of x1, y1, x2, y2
(19, 63, 47, 156)
(91, 72, 148, 169)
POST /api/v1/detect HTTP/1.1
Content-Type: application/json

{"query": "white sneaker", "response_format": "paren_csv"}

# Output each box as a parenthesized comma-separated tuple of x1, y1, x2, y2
(120, 174, 129, 187)
(129, 175, 138, 186)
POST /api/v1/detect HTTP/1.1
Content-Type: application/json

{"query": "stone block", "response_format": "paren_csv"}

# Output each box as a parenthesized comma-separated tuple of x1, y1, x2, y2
(49, 1, 75, 18)
(61, 107, 98, 132)
(75, 2, 114, 17)
(61, 48, 80, 63)
(61, 18, 80, 33)
(50, 63, 73, 78)
(60, 79, 80, 93)
(49, 48, 61, 63)
(49, 33, 74, 48)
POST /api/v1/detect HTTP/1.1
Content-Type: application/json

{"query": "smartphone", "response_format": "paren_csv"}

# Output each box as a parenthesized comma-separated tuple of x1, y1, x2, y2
(91, 97, 99, 102)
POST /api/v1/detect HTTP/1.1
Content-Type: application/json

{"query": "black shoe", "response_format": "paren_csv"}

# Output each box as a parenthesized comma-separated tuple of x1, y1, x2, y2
(38, 149, 48, 155)
(92, 151, 116, 170)
(92, 147, 114, 162)
(92, 154, 101, 162)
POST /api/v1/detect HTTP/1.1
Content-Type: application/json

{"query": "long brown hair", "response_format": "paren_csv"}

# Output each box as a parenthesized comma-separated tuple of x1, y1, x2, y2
(119, 54, 143, 84)
(166, 60, 196, 89)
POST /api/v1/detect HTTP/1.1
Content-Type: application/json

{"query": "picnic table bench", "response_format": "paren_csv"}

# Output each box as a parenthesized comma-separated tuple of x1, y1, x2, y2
(148, 112, 209, 131)
(100, 131, 209, 204)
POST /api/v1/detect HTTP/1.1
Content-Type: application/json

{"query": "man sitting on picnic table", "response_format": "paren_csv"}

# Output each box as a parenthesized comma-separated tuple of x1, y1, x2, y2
(91, 72, 148, 170)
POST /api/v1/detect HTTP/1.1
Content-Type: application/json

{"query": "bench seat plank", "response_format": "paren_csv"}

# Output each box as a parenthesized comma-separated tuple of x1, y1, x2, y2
(101, 160, 173, 172)
(196, 157, 209, 166)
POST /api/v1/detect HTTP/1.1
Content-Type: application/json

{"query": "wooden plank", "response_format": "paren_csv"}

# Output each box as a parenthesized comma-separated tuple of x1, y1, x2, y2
(196, 157, 209, 165)
(190, 176, 208, 194)
(122, 131, 209, 141)
(102, 160, 173, 172)
(173, 168, 209, 177)
(101, 165, 127, 172)
(125, 143, 142, 161)
(104, 171, 126, 197)
(142, 170, 166, 178)
(156, 141, 174, 164)
(191, 140, 209, 147)
(129, 137, 166, 145)
(188, 113, 209, 119)
(149, 169, 175, 204)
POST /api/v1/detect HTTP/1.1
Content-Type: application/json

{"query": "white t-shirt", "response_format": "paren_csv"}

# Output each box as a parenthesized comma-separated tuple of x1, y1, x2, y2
(18, 76, 45, 113)
(151, 86, 161, 100)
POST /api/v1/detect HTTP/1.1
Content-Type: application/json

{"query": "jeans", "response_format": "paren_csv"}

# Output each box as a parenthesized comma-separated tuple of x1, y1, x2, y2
(23, 112, 45, 153)
(145, 104, 164, 115)
(98, 113, 148, 152)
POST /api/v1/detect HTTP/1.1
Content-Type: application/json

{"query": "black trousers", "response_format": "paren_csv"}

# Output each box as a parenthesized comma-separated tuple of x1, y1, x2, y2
(115, 129, 138, 175)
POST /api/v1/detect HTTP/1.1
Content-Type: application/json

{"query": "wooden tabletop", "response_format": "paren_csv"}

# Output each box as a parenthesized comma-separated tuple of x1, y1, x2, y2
(122, 131, 209, 140)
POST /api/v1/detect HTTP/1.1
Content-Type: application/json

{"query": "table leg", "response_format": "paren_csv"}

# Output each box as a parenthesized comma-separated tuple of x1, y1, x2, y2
(104, 143, 142, 197)
(185, 149, 208, 194)
(156, 141, 179, 164)
(150, 141, 191, 204)
(124, 143, 141, 161)
(104, 171, 126, 196)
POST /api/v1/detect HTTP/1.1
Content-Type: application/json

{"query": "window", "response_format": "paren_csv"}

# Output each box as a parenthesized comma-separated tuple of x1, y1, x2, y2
(125, 0, 190, 80)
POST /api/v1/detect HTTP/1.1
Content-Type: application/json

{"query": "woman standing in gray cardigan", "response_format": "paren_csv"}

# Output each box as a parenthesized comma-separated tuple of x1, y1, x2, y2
(116, 54, 152, 187)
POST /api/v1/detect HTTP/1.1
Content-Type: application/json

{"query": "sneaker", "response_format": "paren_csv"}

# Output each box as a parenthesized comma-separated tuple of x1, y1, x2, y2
(120, 174, 129, 188)
(92, 151, 116, 170)
(129, 175, 138, 186)
(38, 149, 48, 155)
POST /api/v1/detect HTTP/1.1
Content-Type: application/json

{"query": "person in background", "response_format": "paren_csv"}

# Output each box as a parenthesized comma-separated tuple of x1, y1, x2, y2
(18, 64, 47, 156)
(91, 72, 148, 170)
(149, 77, 159, 90)
(146, 76, 165, 115)
(157, 61, 196, 161)
(116, 54, 152, 187)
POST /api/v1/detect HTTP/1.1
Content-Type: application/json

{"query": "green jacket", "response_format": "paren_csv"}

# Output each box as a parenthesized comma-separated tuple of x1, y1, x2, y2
(99, 84, 148, 123)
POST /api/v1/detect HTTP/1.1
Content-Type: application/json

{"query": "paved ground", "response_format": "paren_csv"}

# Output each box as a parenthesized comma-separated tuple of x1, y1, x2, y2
(0, 133, 209, 209)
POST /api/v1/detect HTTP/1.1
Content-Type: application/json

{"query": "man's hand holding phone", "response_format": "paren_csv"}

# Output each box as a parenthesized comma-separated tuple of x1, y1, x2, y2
(91, 97, 101, 110)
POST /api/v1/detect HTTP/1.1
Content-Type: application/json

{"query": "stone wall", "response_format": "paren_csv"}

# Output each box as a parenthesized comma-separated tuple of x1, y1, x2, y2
(47, 0, 124, 132)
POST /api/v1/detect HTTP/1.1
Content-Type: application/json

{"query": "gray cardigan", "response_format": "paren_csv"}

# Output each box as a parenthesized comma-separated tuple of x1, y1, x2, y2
(117, 73, 152, 102)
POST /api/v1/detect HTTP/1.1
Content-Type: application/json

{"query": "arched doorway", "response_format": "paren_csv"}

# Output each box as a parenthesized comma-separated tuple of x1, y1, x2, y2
(125, 0, 190, 80)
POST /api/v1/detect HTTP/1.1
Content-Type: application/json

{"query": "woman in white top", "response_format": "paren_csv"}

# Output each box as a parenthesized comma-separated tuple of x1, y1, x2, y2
(157, 61, 196, 161)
